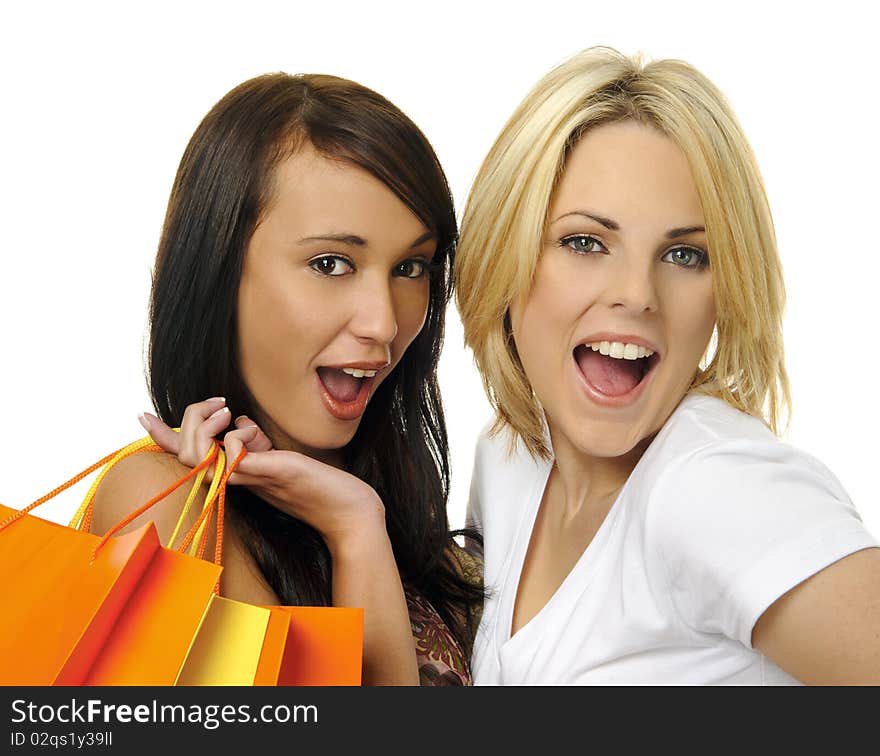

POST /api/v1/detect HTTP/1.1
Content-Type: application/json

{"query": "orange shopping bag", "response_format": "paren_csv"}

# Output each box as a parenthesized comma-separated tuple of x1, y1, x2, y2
(95, 440, 364, 686)
(80, 544, 221, 685)
(1, 436, 364, 686)
(73, 440, 294, 686)
(271, 606, 364, 686)
(0, 441, 221, 685)
(77, 439, 226, 685)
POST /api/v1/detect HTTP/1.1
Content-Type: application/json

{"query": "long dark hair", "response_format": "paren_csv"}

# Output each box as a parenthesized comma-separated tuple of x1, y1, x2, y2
(148, 73, 482, 653)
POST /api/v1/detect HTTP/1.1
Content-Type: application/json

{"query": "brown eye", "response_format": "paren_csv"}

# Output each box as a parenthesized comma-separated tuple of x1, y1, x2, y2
(394, 259, 428, 279)
(310, 255, 355, 276)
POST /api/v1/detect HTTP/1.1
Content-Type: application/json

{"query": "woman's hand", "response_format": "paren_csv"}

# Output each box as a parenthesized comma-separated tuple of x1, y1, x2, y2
(138, 398, 386, 552)
(138, 397, 273, 470)
(138, 398, 418, 685)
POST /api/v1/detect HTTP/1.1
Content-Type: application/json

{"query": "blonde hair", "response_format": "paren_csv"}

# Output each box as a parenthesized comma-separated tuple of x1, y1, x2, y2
(455, 46, 791, 459)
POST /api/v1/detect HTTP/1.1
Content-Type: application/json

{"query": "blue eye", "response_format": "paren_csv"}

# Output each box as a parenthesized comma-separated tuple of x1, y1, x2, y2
(560, 235, 607, 255)
(310, 255, 354, 276)
(394, 259, 429, 279)
(662, 246, 709, 268)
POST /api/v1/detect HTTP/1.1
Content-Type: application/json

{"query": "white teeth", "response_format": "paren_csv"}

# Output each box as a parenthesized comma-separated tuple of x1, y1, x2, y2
(341, 368, 378, 378)
(583, 341, 655, 361)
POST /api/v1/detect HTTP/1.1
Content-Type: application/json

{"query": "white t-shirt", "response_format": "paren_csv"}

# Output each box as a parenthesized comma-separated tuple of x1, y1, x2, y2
(467, 393, 878, 685)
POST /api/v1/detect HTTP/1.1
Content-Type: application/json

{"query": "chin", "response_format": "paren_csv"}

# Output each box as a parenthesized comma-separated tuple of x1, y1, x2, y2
(578, 437, 642, 459)
(264, 408, 360, 456)
(554, 413, 649, 460)
(300, 424, 360, 453)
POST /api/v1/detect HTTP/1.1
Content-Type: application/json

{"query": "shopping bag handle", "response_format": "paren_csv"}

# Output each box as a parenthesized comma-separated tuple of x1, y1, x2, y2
(0, 438, 217, 544)
(83, 439, 247, 589)
(0, 442, 146, 533)
(70, 433, 209, 534)
(0, 436, 215, 548)
(91, 443, 222, 559)
(166, 444, 223, 554)
(0, 433, 246, 589)
(172, 446, 247, 591)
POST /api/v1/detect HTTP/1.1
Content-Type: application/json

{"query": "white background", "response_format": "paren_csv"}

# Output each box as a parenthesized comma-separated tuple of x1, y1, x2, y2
(1, 1, 877, 541)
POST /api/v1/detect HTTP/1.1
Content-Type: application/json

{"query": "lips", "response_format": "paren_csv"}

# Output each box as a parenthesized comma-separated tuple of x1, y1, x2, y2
(315, 367, 377, 421)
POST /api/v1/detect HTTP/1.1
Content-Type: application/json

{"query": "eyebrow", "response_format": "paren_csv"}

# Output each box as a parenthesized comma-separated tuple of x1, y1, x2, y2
(553, 211, 705, 239)
(667, 226, 706, 239)
(299, 230, 436, 248)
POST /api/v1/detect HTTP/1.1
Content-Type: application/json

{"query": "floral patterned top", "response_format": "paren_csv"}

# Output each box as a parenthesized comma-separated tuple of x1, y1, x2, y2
(406, 545, 483, 687)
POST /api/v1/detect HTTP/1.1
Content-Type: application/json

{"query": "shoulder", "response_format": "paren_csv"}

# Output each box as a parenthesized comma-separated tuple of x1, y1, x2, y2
(471, 417, 510, 469)
(649, 393, 777, 464)
(470, 417, 549, 504)
(641, 398, 876, 642)
(87, 450, 208, 548)
(643, 393, 869, 575)
(635, 393, 840, 499)
(655, 397, 849, 505)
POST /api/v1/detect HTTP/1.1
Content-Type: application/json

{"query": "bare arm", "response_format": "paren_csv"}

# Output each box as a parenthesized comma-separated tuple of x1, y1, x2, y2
(752, 547, 880, 684)
(329, 518, 419, 686)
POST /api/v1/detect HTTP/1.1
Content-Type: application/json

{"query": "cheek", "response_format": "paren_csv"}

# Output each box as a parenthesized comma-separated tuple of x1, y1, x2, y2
(236, 267, 269, 361)
(666, 276, 716, 364)
(510, 295, 565, 404)
(237, 266, 342, 384)
(389, 283, 431, 361)
(513, 259, 590, 365)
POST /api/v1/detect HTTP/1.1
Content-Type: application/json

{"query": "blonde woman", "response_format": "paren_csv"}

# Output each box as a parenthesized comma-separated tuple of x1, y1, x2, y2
(456, 47, 880, 684)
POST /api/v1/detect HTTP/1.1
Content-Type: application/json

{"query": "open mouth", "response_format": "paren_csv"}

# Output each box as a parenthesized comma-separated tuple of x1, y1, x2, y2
(573, 341, 660, 400)
(316, 367, 378, 421)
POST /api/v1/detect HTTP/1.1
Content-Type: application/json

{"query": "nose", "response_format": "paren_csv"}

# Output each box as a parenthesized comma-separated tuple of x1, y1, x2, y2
(349, 275, 399, 346)
(605, 255, 659, 314)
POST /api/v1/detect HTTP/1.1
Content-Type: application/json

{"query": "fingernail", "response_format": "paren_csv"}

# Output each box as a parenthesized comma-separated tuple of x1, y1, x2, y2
(209, 407, 231, 420)
(137, 412, 153, 430)
(208, 397, 226, 403)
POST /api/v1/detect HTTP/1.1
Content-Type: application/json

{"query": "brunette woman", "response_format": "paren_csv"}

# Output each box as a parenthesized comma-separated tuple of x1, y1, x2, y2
(91, 73, 482, 686)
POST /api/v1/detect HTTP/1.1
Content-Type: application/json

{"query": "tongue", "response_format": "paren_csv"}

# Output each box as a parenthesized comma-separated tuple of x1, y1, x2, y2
(575, 347, 642, 396)
(318, 368, 362, 402)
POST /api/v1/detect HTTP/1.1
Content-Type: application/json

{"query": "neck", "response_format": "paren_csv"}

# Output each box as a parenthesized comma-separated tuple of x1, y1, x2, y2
(547, 424, 653, 519)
